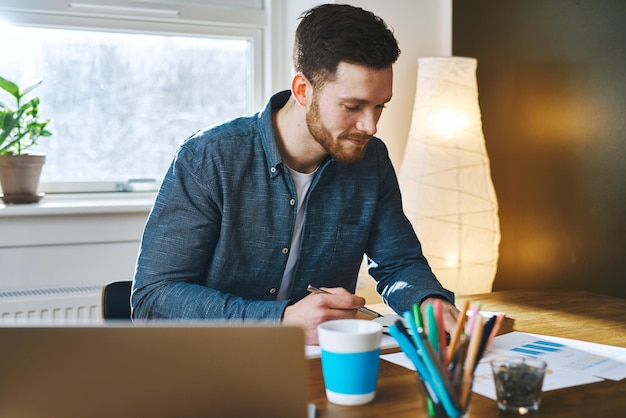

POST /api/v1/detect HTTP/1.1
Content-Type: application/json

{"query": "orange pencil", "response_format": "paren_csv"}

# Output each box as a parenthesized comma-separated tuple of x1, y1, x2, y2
(446, 300, 470, 364)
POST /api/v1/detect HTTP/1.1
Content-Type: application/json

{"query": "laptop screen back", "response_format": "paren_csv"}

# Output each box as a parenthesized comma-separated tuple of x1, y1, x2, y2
(0, 323, 308, 418)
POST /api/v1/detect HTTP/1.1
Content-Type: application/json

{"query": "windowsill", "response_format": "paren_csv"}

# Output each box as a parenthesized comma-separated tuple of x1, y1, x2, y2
(0, 192, 156, 217)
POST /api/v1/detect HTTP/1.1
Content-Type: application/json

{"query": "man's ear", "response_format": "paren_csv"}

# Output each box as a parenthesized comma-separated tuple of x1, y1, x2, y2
(291, 72, 312, 107)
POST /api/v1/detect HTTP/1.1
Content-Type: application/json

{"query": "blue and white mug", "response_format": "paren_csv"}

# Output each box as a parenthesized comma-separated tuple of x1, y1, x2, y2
(318, 319, 383, 405)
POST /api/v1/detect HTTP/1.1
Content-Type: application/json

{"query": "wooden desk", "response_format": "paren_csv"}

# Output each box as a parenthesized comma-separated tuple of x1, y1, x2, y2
(307, 291, 626, 417)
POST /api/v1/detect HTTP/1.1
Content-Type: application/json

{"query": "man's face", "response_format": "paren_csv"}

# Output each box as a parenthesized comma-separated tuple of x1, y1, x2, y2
(305, 62, 393, 164)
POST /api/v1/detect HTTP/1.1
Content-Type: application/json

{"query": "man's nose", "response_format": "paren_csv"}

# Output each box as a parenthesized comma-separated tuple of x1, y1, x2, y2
(355, 111, 378, 136)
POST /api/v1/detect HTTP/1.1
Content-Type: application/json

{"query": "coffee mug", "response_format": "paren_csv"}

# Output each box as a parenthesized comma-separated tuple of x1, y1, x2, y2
(317, 319, 383, 405)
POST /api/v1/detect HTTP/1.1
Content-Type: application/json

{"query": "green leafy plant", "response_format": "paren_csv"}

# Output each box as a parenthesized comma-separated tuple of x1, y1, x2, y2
(0, 75, 52, 156)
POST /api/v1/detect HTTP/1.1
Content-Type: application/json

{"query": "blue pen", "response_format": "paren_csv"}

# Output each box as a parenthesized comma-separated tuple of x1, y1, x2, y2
(387, 322, 440, 405)
(417, 328, 463, 410)
(395, 316, 438, 417)
(403, 311, 461, 418)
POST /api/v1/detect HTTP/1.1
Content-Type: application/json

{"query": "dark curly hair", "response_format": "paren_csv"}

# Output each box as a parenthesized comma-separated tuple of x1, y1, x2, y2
(293, 4, 400, 87)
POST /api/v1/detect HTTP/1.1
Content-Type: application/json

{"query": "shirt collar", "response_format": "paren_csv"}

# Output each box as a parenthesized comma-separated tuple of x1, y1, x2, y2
(259, 90, 291, 179)
(259, 90, 336, 179)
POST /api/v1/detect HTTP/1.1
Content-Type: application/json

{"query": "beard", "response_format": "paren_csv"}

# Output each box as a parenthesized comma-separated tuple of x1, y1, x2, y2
(306, 98, 371, 164)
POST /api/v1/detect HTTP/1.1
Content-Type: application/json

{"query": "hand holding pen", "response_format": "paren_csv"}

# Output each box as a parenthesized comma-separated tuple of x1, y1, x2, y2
(282, 285, 382, 344)
(306, 285, 383, 318)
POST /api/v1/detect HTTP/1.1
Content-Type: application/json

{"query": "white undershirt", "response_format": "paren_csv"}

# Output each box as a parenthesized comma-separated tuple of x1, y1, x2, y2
(276, 166, 315, 301)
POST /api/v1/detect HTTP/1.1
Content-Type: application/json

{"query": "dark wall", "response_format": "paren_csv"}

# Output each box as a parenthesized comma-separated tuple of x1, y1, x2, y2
(453, 0, 626, 298)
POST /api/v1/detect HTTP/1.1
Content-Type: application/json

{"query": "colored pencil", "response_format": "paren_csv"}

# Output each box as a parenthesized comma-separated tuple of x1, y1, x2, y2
(446, 300, 470, 364)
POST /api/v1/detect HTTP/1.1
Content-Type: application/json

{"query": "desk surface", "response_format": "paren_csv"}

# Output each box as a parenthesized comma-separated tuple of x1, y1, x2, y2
(307, 290, 626, 417)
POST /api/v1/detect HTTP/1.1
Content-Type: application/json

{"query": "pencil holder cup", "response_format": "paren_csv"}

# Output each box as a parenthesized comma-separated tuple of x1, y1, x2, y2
(416, 374, 473, 418)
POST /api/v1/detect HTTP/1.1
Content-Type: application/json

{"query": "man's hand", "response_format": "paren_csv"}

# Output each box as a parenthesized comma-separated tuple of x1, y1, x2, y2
(421, 297, 461, 335)
(282, 287, 366, 345)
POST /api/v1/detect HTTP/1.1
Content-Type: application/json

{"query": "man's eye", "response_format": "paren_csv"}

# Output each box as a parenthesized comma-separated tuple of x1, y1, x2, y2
(344, 105, 360, 111)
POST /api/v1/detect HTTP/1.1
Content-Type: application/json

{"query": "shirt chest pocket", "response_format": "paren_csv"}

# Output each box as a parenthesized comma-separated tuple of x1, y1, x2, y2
(329, 223, 368, 272)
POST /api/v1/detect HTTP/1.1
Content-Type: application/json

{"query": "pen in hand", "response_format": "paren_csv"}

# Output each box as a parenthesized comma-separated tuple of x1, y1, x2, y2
(306, 284, 383, 318)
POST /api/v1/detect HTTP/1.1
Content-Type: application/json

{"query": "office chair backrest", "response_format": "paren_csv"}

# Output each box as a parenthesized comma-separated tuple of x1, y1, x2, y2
(101, 280, 132, 320)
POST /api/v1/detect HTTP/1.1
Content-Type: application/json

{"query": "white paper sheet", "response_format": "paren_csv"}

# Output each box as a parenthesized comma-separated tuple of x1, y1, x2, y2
(483, 332, 626, 381)
(381, 331, 626, 400)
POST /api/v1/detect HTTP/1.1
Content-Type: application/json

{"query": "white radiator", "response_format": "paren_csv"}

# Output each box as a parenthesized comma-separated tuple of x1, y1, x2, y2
(0, 286, 102, 322)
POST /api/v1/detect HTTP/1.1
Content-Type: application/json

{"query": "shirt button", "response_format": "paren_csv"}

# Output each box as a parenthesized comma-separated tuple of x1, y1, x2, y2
(289, 198, 296, 206)
(269, 288, 277, 294)
(270, 166, 277, 173)
(282, 247, 289, 255)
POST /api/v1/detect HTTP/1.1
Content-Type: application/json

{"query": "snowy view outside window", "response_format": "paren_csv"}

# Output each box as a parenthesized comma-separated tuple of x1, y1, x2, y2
(0, 25, 251, 186)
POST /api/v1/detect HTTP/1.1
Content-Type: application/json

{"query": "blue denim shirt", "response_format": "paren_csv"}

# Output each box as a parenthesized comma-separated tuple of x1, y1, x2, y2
(132, 90, 454, 321)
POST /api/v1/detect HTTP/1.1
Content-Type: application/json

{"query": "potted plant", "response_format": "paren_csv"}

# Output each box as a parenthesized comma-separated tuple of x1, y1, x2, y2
(0, 75, 52, 204)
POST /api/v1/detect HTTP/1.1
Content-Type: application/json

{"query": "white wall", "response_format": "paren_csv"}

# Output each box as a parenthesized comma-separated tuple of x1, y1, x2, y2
(0, 197, 152, 293)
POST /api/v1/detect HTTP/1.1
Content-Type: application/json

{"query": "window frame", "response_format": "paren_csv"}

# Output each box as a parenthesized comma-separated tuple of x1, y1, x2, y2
(0, 0, 270, 194)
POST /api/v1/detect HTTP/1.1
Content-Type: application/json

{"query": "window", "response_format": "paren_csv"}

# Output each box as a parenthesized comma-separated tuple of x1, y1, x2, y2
(0, 0, 267, 193)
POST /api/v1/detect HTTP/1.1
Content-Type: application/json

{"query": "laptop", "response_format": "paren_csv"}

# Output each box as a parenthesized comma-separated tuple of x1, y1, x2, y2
(0, 322, 309, 418)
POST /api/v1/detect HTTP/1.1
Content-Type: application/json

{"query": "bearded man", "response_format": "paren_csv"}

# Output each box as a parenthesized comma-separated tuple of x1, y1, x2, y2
(132, 4, 459, 344)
